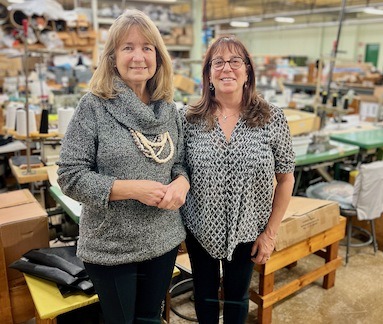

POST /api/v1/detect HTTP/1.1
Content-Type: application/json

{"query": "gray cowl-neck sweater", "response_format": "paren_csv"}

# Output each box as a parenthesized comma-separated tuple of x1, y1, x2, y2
(57, 80, 187, 265)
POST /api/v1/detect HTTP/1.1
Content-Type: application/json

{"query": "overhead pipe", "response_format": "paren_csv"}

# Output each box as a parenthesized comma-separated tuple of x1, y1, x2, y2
(207, 3, 383, 26)
(219, 16, 383, 33)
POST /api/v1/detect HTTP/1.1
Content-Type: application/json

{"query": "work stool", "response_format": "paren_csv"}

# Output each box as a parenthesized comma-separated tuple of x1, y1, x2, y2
(306, 160, 383, 264)
(341, 207, 377, 263)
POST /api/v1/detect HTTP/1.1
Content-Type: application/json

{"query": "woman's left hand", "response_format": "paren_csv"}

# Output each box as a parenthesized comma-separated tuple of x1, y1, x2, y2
(157, 176, 190, 210)
(250, 232, 275, 264)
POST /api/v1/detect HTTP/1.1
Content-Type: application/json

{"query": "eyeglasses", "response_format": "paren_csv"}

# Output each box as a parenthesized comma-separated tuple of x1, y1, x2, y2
(210, 57, 245, 70)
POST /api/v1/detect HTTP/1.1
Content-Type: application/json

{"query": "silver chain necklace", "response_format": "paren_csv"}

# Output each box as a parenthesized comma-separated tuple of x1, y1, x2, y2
(217, 109, 239, 122)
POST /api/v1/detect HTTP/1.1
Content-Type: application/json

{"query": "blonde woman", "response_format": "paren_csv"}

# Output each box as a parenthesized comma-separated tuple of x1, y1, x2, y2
(57, 9, 189, 323)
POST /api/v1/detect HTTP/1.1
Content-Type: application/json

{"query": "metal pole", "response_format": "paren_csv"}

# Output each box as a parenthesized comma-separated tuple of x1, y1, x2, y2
(326, 0, 347, 94)
(22, 18, 33, 175)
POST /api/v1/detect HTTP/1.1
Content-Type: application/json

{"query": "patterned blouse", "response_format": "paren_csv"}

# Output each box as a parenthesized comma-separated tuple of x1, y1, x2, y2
(180, 104, 295, 261)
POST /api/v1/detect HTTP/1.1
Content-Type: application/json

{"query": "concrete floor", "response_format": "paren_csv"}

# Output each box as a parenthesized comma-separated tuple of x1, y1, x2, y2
(23, 241, 382, 324)
(169, 244, 383, 324)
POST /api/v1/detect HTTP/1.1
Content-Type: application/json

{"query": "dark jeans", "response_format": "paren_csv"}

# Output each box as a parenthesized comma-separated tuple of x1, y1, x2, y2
(84, 246, 178, 324)
(185, 229, 255, 324)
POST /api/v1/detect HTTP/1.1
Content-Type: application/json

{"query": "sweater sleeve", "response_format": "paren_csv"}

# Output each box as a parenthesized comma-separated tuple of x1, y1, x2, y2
(56, 94, 117, 209)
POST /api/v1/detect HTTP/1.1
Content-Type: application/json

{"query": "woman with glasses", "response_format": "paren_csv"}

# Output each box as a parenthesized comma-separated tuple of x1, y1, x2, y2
(180, 35, 295, 323)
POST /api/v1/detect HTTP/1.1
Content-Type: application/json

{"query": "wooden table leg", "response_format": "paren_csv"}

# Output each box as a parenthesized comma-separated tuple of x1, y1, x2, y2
(164, 291, 170, 323)
(258, 269, 275, 324)
(323, 241, 339, 289)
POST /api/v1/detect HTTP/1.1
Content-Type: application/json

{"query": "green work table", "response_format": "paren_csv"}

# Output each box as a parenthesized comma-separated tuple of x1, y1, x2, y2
(329, 128, 383, 150)
(293, 140, 359, 195)
(49, 186, 82, 224)
(295, 140, 360, 167)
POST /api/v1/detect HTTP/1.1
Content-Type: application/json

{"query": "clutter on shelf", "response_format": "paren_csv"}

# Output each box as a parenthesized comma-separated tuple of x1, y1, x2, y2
(0, 0, 96, 50)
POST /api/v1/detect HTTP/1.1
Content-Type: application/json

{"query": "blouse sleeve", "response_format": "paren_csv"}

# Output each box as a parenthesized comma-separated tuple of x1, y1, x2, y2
(269, 105, 296, 174)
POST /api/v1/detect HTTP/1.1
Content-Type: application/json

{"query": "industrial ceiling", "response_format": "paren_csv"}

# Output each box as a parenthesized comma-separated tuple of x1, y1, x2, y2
(58, 0, 383, 31)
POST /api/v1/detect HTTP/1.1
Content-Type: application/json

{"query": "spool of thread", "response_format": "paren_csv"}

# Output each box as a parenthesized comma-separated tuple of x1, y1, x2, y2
(5, 103, 19, 131)
(332, 93, 338, 107)
(321, 91, 328, 105)
(9, 9, 27, 28)
(58, 107, 75, 136)
(40, 109, 49, 133)
(343, 98, 349, 110)
(16, 109, 37, 136)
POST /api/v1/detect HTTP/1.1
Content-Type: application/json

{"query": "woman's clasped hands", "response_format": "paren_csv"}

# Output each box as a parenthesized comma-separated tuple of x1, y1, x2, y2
(133, 176, 190, 210)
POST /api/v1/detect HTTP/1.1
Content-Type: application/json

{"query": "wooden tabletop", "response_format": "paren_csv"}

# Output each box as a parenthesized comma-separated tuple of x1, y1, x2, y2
(8, 158, 55, 184)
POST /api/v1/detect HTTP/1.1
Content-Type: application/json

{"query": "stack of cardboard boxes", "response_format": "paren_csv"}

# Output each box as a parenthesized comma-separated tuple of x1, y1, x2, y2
(0, 189, 49, 324)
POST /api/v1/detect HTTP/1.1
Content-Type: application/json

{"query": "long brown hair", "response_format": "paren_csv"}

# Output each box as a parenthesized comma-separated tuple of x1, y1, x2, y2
(187, 35, 270, 129)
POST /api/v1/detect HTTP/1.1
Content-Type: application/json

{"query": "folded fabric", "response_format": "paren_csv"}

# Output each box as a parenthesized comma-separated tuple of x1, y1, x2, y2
(24, 249, 85, 277)
(10, 259, 78, 286)
(9, 245, 95, 296)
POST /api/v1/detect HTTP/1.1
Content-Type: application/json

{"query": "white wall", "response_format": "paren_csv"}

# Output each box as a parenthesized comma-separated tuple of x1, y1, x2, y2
(236, 22, 383, 71)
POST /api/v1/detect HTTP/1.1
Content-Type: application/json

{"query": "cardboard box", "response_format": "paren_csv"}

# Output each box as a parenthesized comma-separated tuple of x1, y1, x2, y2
(373, 86, 383, 101)
(178, 35, 193, 45)
(170, 3, 191, 14)
(275, 196, 340, 251)
(162, 35, 177, 45)
(9, 281, 35, 323)
(283, 108, 320, 136)
(0, 189, 49, 281)
(358, 95, 380, 123)
(0, 55, 22, 77)
(0, 189, 49, 323)
(174, 74, 195, 95)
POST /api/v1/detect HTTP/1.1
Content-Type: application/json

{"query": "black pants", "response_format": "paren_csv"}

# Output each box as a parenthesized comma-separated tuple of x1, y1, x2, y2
(185, 230, 255, 324)
(84, 246, 178, 324)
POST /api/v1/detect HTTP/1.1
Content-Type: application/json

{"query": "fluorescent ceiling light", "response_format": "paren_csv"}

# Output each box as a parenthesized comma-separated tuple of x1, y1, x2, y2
(363, 7, 383, 15)
(7, 0, 25, 3)
(274, 17, 295, 23)
(230, 21, 250, 27)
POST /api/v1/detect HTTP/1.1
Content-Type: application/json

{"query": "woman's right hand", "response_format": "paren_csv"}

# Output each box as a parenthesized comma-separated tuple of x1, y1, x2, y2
(110, 179, 169, 206)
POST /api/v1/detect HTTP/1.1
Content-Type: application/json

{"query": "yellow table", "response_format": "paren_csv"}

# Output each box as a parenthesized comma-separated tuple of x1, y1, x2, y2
(24, 274, 99, 324)
(25, 267, 181, 324)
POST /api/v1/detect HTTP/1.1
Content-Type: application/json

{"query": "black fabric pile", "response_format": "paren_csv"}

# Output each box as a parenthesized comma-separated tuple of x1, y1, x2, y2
(0, 135, 13, 146)
(10, 245, 95, 296)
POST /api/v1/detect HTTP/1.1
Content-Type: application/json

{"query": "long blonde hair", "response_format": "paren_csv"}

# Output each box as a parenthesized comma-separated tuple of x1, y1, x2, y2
(88, 9, 174, 102)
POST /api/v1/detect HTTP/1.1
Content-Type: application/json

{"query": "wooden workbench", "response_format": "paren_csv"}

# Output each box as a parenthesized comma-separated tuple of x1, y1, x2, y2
(8, 158, 53, 185)
(250, 217, 346, 324)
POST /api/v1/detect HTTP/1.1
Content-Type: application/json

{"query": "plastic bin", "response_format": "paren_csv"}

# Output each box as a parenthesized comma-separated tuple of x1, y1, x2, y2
(292, 135, 311, 156)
